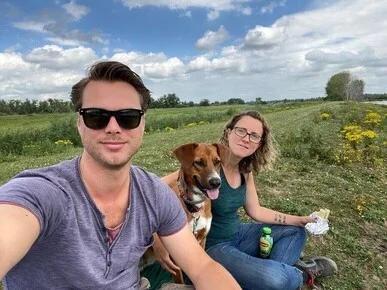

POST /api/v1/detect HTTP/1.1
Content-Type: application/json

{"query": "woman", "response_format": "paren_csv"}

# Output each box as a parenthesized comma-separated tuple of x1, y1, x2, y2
(150, 111, 337, 290)
(204, 110, 337, 289)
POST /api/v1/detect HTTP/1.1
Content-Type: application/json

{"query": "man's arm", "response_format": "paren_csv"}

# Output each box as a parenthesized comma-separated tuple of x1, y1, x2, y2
(0, 204, 40, 279)
(160, 224, 241, 290)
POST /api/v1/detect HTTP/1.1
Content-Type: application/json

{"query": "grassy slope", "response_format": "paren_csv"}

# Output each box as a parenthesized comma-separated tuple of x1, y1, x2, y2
(1, 102, 386, 290)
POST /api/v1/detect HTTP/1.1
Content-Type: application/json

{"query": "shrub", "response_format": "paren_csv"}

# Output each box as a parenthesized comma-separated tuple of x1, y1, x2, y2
(279, 124, 333, 162)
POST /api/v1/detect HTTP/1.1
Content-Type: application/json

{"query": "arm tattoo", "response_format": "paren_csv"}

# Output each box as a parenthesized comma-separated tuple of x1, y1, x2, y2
(274, 214, 287, 224)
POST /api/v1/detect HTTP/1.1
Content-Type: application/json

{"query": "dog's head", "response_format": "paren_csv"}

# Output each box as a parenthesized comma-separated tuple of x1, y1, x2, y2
(172, 143, 230, 200)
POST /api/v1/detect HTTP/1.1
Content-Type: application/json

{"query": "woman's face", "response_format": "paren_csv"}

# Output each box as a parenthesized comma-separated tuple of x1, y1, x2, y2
(227, 116, 263, 159)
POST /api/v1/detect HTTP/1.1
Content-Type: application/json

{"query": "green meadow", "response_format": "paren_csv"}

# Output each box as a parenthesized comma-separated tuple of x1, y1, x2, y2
(0, 101, 386, 290)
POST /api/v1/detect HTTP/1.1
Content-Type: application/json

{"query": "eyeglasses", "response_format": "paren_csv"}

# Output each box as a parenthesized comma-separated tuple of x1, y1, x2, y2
(79, 108, 144, 130)
(233, 127, 262, 144)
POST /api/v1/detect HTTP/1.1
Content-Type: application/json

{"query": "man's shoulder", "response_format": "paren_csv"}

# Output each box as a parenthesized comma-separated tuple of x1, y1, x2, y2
(14, 157, 79, 182)
(130, 165, 164, 185)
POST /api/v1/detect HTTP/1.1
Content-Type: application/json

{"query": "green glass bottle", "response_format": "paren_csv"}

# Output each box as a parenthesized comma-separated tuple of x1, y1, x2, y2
(259, 227, 273, 258)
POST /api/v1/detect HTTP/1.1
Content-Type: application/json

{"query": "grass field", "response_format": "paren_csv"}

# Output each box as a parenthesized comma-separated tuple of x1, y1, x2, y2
(0, 101, 386, 290)
(0, 112, 72, 134)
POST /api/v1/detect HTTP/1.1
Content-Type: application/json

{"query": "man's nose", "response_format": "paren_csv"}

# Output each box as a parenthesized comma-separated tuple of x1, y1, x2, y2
(105, 116, 122, 133)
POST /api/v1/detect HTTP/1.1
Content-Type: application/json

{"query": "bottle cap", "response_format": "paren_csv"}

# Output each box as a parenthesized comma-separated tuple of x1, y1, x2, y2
(263, 227, 271, 234)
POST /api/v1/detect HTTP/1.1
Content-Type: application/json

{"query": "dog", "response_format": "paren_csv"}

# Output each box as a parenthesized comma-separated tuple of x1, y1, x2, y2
(141, 142, 230, 284)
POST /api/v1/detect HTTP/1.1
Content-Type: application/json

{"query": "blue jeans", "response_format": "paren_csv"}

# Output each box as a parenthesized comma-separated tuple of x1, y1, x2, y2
(206, 223, 306, 290)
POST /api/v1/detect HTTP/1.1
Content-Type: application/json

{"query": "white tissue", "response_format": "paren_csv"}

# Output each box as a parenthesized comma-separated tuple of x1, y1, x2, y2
(305, 213, 329, 235)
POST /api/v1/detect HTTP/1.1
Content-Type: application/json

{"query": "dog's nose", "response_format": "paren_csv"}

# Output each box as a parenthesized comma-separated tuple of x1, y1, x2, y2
(209, 177, 221, 188)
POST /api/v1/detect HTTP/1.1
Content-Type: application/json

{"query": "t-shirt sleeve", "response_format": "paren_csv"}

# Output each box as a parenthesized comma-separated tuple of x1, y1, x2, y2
(154, 181, 187, 237)
(0, 176, 68, 240)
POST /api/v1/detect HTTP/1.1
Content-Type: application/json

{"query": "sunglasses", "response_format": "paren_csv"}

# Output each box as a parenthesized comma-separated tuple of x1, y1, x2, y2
(79, 108, 144, 130)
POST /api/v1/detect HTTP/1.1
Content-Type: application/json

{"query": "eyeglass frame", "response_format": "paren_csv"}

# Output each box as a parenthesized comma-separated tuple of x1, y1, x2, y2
(79, 108, 144, 130)
(233, 126, 262, 144)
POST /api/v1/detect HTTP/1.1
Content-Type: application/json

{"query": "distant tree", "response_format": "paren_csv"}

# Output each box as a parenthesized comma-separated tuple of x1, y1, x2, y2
(364, 93, 387, 101)
(199, 99, 210, 106)
(149, 96, 161, 108)
(158, 93, 180, 108)
(38, 100, 52, 113)
(227, 98, 245, 105)
(325, 71, 365, 101)
(0, 100, 12, 114)
(20, 99, 37, 114)
(255, 97, 267, 104)
(347, 79, 365, 101)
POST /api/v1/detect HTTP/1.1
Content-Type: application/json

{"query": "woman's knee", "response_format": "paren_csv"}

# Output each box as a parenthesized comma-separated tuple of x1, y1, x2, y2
(295, 226, 307, 242)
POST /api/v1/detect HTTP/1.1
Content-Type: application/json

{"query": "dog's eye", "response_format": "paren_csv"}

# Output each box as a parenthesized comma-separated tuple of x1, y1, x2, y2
(194, 160, 204, 167)
(214, 159, 221, 165)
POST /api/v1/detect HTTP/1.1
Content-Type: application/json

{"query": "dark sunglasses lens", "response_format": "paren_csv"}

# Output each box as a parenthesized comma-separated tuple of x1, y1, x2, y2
(83, 110, 110, 129)
(116, 110, 142, 129)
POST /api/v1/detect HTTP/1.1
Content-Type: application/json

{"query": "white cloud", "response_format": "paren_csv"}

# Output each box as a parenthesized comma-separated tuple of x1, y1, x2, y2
(207, 10, 220, 20)
(179, 10, 192, 18)
(23, 45, 97, 70)
(0, 46, 98, 100)
(196, 26, 229, 50)
(119, 0, 252, 19)
(45, 37, 82, 46)
(11, 5, 105, 47)
(0, 52, 68, 100)
(261, 0, 287, 14)
(110, 52, 185, 79)
(12, 20, 52, 32)
(118, 0, 251, 11)
(143, 58, 185, 79)
(187, 56, 212, 72)
(62, 0, 89, 21)
(243, 25, 285, 49)
(241, 7, 252, 15)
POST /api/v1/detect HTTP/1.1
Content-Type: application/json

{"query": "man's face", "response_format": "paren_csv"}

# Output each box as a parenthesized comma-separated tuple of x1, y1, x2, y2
(77, 80, 145, 169)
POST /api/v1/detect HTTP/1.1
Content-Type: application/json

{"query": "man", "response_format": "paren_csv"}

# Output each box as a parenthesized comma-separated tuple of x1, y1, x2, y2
(0, 61, 240, 290)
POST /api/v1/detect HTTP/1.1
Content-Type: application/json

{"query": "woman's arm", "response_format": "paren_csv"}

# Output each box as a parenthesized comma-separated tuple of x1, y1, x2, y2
(161, 224, 241, 290)
(243, 172, 315, 227)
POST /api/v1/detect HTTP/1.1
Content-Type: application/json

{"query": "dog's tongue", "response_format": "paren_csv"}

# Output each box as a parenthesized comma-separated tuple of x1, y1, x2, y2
(207, 188, 219, 200)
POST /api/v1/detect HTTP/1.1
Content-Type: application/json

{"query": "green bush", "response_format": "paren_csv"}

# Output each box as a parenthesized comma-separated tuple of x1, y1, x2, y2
(279, 124, 333, 162)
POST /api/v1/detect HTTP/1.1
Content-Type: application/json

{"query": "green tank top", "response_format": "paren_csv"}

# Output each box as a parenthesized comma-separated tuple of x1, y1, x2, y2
(205, 167, 246, 249)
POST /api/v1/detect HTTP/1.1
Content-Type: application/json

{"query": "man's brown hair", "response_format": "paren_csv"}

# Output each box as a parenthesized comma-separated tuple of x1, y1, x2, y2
(70, 61, 151, 112)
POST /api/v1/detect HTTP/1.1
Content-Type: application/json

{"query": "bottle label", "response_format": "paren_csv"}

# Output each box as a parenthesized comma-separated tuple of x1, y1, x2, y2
(260, 237, 273, 258)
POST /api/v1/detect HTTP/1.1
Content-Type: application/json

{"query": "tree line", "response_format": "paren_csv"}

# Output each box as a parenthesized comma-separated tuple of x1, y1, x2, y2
(0, 96, 252, 115)
(0, 99, 73, 115)
(1, 72, 385, 115)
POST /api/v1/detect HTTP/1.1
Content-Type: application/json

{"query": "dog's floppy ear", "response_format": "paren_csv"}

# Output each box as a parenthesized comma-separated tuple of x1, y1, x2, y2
(172, 143, 198, 167)
(212, 143, 231, 165)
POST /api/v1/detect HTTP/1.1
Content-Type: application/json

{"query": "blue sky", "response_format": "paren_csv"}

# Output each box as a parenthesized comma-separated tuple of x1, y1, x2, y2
(1, 0, 387, 103)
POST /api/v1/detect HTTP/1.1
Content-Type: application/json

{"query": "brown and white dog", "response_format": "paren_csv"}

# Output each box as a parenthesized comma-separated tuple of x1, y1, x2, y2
(166, 142, 230, 249)
(141, 142, 230, 284)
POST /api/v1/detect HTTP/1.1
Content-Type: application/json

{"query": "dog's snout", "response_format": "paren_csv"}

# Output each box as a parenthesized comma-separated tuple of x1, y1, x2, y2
(209, 177, 221, 188)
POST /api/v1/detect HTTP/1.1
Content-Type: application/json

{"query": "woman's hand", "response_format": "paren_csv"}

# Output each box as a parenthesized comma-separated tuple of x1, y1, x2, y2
(152, 234, 181, 275)
(295, 215, 316, 227)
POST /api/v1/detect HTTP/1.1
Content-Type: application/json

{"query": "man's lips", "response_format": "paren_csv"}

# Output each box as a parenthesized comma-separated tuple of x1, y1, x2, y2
(101, 141, 126, 150)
